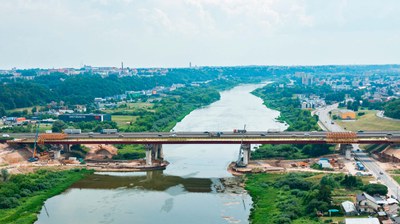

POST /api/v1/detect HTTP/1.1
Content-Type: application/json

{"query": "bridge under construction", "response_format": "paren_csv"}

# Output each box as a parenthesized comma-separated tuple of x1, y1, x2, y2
(2, 131, 399, 167)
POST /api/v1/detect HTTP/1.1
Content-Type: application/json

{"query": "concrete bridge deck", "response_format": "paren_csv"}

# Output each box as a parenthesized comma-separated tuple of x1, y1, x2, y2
(4, 131, 400, 145)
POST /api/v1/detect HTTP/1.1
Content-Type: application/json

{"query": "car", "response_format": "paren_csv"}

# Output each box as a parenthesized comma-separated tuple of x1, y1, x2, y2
(304, 133, 310, 136)
(118, 134, 124, 137)
(2, 134, 10, 138)
(158, 134, 162, 137)
(170, 134, 177, 137)
(357, 130, 364, 133)
(203, 131, 209, 134)
(379, 171, 384, 175)
(260, 133, 266, 136)
(331, 121, 334, 124)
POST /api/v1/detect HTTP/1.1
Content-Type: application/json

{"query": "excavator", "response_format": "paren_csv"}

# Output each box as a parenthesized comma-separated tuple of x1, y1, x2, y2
(28, 122, 40, 162)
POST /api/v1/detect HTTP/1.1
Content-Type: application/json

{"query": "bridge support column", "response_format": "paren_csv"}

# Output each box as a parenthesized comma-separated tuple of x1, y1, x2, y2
(156, 144, 163, 160)
(62, 144, 70, 152)
(145, 144, 153, 166)
(242, 144, 251, 166)
(339, 144, 352, 160)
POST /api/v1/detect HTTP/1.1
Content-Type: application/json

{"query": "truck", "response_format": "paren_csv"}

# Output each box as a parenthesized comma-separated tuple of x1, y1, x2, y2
(233, 129, 246, 133)
(63, 129, 82, 134)
(209, 132, 223, 137)
(267, 129, 280, 133)
(101, 129, 118, 134)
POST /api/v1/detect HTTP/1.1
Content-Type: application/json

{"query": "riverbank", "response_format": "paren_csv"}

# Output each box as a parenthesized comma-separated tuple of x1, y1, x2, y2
(84, 159, 169, 172)
(0, 168, 93, 224)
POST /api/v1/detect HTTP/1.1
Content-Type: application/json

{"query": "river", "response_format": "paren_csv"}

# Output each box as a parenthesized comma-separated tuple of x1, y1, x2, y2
(36, 83, 286, 224)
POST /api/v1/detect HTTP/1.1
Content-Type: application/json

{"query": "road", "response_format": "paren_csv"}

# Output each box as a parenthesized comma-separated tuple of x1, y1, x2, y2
(314, 104, 400, 196)
(3, 130, 399, 145)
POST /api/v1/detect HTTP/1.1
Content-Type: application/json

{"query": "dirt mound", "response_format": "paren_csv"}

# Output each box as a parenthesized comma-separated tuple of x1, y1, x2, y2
(85, 144, 118, 160)
(0, 144, 32, 164)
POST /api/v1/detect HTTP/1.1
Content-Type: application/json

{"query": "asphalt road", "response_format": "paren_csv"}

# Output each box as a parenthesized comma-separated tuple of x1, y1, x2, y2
(315, 104, 400, 196)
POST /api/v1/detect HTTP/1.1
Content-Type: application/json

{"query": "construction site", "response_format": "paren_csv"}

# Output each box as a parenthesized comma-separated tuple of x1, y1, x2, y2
(0, 132, 167, 174)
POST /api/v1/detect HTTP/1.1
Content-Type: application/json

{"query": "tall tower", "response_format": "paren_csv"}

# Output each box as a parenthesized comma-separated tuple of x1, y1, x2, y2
(121, 62, 124, 70)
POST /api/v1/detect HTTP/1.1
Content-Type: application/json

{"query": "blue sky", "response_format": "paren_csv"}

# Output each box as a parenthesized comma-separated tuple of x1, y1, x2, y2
(0, 0, 399, 69)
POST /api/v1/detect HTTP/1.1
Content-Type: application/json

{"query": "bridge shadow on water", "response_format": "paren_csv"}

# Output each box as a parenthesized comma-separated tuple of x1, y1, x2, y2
(71, 170, 214, 193)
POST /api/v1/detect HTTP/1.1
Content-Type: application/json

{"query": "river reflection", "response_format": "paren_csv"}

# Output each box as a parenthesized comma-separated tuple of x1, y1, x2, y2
(72, 171, 214, 193)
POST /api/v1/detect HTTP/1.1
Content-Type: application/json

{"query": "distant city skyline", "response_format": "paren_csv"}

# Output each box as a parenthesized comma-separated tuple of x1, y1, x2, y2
(1, 0, 400, 69)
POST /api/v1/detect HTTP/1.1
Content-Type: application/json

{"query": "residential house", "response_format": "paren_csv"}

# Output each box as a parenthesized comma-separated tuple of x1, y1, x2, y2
(356, 192, 381, 213)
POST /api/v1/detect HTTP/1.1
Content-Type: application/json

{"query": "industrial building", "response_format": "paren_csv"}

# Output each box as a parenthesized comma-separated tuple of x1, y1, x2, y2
(58, 114, 111, 122)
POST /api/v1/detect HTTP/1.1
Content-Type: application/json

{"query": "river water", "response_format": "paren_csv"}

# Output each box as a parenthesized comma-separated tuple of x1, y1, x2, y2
(36, 83, 286, 224)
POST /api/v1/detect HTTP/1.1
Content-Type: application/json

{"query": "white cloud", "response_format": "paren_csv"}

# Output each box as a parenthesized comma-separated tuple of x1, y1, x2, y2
(0, 0, 399, 68)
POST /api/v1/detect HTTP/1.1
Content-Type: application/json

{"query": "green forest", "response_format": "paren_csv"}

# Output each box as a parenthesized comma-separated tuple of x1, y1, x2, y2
(384, 98, 400, 119)
(251, 83, 333, 159)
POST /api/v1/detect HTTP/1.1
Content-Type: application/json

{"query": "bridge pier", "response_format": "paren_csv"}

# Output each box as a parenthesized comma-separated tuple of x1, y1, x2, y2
(339, 144, 352, 160)
(145, 144, 164, 166)
(145, 144, 153, 166)
(62, 144, 70, 152)
(242, 144, 251, 166)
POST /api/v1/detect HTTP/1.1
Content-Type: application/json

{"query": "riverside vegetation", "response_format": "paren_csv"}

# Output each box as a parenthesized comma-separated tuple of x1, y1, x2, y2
(0, 168, 93, 224)
(251, 82, 334, 159)
(245, 172, 387, 224)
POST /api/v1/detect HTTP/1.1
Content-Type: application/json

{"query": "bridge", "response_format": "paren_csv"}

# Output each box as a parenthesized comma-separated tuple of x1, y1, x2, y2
(3, 131, 400, 167)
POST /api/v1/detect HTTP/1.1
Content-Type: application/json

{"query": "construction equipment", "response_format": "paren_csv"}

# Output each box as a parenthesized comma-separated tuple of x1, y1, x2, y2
(236, 124, 247, 167)
(28, 122, 40, 162)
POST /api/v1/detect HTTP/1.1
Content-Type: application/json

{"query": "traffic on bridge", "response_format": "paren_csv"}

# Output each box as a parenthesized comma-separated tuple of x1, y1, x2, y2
(3, 130, 400, 145)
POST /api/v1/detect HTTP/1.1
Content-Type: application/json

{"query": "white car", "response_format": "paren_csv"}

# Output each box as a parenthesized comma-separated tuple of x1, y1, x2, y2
(2, 134, 10, 138)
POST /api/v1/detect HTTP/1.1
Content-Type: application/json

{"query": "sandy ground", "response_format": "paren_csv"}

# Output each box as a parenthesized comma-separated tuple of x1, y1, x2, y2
(230, 154, 351, 175)
(84, 144, 118, 160)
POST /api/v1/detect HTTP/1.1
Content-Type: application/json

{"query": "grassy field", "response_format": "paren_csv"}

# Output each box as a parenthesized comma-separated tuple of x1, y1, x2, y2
(6, 106, 37, 114)
(336, 110, 400, 131)
(112, 115, 138, 129)
(102, 102, 154, 114)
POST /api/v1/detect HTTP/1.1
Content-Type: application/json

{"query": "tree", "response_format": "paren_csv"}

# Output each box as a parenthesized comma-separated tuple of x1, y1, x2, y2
(1, 169, 10, 182)
(363, 184, 388, 195)
(318, 185, 332, 202)
(52, 120, 67, 133)
(0, 106, 6, 117)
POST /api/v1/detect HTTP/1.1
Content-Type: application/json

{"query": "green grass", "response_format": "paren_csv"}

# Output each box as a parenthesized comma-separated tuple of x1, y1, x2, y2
(112, 115, 138, 129)
(245, 173, 282, 224)
(6, 106, 37, 114)
(0, 169, 93, 224)
(392, 176, 400, 185)
(102, 102, 154, 114)
(116, 144, 145, 155)
(336, 110, 400, 131)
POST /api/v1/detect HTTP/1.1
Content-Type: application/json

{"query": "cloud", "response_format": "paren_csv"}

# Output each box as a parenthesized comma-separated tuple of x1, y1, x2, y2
(0, 0, 400, 68)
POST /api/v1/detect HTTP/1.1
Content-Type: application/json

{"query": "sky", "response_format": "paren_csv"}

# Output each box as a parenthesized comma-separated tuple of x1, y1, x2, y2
(0, 0, 399, 69)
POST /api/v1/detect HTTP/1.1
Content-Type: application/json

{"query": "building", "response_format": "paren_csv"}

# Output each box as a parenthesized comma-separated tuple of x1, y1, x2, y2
(318, 158, 332, 169)
(339, 110, 356, 120)
(341, 201, 357, 216)
(356, 192, 381, 213)
(58, 114, 111, 122)
(345, 217, 380, 224)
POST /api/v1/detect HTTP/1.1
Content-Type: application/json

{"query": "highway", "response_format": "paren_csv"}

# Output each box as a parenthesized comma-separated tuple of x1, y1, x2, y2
(314, 104, 400, 196)
(2, 130, 400, 145)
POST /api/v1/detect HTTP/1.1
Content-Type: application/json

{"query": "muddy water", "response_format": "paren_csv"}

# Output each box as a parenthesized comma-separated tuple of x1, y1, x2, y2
(36, 83, 286, 224)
